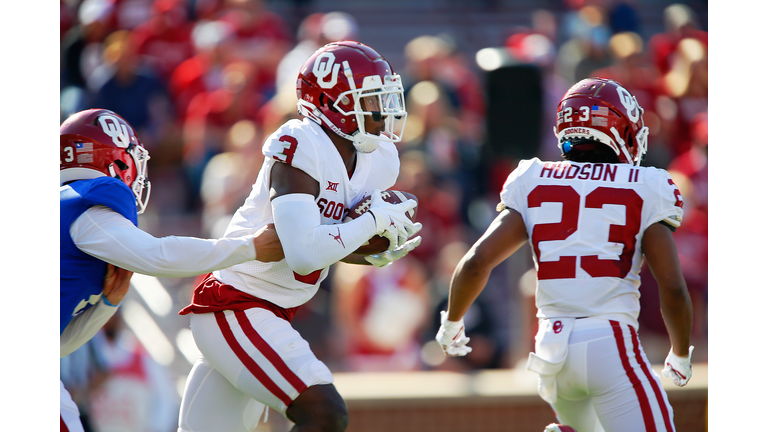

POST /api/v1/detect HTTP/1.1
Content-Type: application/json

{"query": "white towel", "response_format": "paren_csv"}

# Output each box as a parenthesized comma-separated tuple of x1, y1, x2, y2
(526, 317, 575, 404)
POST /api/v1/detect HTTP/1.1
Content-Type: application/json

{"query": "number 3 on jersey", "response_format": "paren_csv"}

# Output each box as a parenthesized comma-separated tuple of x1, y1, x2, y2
(528, 185, 642, 280)
(273, 135, 298, 165)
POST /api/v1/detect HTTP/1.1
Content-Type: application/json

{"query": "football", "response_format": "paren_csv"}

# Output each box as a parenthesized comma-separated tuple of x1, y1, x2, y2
(344, 190, 418, 255)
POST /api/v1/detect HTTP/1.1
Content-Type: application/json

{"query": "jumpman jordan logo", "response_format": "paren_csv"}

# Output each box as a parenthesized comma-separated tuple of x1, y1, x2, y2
(329, 227, 345, 248)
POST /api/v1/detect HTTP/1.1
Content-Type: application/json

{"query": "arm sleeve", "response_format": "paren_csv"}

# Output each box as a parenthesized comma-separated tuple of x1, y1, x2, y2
(271, 193, 378, 275)
(70, 206, 257, 278)
(60, 300, 118, 358)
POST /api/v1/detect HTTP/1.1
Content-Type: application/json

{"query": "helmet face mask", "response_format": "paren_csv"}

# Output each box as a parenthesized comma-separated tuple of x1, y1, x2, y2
(60, 109, 151, 214)
(554, 78, 649, 166)
(296, 41, 407, 153)
(124, 143, 151, 214)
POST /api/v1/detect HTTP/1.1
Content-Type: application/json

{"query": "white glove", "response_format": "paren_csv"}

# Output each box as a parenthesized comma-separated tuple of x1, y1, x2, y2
(367, 189, 422, 250)
(435, 310, 472, 357)
(364, 236, 422, 268)
(662, 345, 694, 387)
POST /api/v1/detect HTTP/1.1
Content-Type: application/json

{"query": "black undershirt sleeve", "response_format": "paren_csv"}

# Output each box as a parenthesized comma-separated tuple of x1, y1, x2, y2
(659, 220, 677, 232)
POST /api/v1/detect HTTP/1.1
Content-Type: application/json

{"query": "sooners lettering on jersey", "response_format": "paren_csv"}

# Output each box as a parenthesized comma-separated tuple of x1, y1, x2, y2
(213, 118, 400, 309)
(499, 158, 684, 328)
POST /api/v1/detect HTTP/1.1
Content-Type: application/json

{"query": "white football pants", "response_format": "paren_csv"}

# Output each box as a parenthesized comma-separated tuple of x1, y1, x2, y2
(178, 308, 334, 432)
(549, 318, 676, 432)
(60, 380, 85, 432)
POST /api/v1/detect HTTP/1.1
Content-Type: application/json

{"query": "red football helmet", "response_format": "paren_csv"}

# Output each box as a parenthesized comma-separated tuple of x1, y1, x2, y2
(554, 77, 649, 166)
(296, 41, 407, 153)
(60, 109, 151, 214)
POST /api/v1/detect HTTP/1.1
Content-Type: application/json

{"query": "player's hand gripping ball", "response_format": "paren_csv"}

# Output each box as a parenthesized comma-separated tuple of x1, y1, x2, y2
(344, 190, 418, 255)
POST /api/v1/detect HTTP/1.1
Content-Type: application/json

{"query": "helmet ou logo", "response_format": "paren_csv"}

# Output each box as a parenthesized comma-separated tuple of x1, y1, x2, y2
(616, 86, 640, 123)
(98, 115, 131, 148)
(313, 52, 340, 89)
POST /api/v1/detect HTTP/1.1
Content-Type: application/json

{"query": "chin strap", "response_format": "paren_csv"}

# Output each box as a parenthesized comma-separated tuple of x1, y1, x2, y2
(351, 132, 379, 153)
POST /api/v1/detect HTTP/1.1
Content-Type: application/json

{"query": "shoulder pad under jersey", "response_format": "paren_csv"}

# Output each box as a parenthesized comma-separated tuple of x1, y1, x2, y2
(71, 177, 138, 225)
(263, 119, 325, 181)
(498, 158, 540, 211)
(645, 167, 685, 229)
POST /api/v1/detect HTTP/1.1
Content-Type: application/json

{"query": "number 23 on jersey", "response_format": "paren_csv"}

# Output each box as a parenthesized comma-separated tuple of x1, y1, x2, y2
(528, 185, 643, 280)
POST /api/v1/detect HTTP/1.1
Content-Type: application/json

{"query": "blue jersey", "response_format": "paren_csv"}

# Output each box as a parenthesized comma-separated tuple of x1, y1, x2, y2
(60, 177, 138, 334)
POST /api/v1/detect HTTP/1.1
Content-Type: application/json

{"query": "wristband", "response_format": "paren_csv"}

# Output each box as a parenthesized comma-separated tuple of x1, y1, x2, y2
(102, 295, 119, 307)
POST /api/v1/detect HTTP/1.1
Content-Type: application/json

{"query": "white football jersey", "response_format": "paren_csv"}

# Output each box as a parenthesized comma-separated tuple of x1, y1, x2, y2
(500, 158, 684, 328)
(215, 118, 400, 308)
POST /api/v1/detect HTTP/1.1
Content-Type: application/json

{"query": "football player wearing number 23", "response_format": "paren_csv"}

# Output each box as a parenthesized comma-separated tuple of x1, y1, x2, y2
(436, 78, 693, 432)
(176, 41, 421, 432)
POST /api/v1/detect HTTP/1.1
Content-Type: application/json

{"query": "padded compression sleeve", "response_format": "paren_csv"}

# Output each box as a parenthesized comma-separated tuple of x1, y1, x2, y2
(71, 206, 257, 277)
(271, 193, 378, 275)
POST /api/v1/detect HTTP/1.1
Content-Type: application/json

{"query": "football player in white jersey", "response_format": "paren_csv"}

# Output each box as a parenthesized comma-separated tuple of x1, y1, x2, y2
(436, 78, 693, 432)
(177, 41, 422, 432)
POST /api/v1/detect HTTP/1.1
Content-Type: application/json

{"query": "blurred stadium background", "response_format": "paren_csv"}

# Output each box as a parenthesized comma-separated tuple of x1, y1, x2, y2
(58, 0, 708, 430)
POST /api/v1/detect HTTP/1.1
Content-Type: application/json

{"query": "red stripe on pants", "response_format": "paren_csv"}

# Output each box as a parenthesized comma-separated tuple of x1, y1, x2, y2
(234, 310, 308, 393)
(628, 325, 675, 431)
(214, 311, 293, 406)
(60, 416, 69, 432)
(610, 320, 656, 432)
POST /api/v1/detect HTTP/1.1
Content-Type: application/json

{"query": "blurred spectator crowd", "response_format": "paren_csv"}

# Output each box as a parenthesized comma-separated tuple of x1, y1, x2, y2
(60, 0, 707, 429)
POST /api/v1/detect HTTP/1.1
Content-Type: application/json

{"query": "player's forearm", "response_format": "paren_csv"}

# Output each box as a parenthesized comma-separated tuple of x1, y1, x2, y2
(641, 222, 693, 357)
(659, 281, 693, 356)
(72, 206, 257, 277)
(272, 194, 378, 275)
(339, 254, 372, 265)
(60, 300, 117, 357)
(447, 253, 492, 321)
(122, 234, 258, 277)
